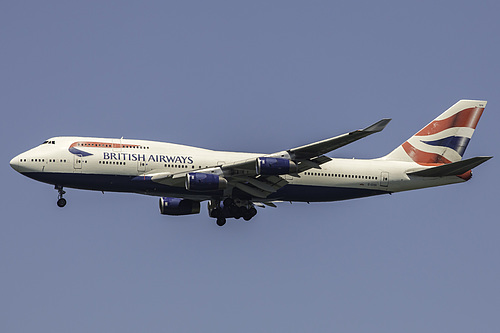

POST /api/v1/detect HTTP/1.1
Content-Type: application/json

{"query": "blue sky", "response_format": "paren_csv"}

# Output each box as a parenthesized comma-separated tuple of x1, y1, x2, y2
(1, 1, 499, 332)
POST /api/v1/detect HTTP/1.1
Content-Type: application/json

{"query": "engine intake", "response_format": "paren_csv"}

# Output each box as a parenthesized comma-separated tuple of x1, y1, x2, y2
(159, 197, 201, 215)
(256, 157, 298, 175)
(185, 173, 228, 192)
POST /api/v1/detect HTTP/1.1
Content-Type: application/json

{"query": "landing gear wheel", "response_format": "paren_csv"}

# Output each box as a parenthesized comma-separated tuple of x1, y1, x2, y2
(57, 198, 67, 208)
(216, 217, 226, 226)
(237, 206, 247, 219)
(223, 198, 234, 207)
(230, 205, 242, 219)
(243, 207, 257, 221)
(55, 185, 67, 208)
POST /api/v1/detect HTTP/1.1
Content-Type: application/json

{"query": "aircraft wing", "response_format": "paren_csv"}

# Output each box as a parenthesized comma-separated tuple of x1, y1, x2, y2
(219, 118, 391, 172)
(149, 168, 288, 199)
(149, 119, 391, 199)
(288, 118, 391, 160)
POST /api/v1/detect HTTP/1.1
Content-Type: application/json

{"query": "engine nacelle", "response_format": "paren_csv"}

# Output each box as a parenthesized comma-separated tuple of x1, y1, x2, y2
(159, 197, 201, 216)
(185, 173, 228, 192)
(256, 157, 298, 175)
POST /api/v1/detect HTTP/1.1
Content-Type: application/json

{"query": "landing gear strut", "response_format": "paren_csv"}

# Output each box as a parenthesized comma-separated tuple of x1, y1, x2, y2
(55, 185, 66, 207)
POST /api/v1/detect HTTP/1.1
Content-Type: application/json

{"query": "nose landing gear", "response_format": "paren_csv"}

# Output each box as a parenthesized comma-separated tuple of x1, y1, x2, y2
(55, 185, 66, 207)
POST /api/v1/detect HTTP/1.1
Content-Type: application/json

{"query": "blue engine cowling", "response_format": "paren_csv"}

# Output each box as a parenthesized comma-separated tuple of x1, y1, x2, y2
(185, 173, 228, 192)
(159, 197, 201, 215)
(256, 157, 298, 175)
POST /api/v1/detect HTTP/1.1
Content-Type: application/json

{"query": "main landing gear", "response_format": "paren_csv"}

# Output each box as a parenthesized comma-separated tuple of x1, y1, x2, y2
(209, 198, 258, 227)
(55, 185, 66, 207)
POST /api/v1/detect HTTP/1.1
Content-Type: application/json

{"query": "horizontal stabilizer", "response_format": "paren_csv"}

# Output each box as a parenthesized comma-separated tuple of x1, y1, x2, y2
(408, 156, 492, 177)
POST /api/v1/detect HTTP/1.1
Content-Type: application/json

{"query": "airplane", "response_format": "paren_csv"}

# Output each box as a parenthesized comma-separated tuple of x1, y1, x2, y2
(10, 99, 492, 226)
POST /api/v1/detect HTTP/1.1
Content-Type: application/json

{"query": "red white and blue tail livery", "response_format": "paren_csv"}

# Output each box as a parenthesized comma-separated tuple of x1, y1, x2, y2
(384, 100, 486, 165)
(10, 100, 492, 226)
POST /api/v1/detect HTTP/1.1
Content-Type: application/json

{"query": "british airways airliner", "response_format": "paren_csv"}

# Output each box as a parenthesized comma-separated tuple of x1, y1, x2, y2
(10, 100, 491, 226)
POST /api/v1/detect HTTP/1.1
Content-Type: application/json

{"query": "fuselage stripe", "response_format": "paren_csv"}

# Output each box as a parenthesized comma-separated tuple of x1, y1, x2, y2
(68, 141, 142, 157)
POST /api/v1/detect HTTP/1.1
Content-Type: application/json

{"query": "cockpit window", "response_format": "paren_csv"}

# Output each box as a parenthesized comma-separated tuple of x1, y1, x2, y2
(42, 140, 56, 145)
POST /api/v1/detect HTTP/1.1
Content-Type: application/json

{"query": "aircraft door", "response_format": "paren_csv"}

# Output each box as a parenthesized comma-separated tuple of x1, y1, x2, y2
(74, 154, 83, 172)
(137, 161, 146, 173)
(113, 138, 122, 152)
(380, 171, 389, 187)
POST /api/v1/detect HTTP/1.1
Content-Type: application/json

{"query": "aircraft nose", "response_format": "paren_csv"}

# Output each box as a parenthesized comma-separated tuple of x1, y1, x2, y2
(10, 156, 20, 172)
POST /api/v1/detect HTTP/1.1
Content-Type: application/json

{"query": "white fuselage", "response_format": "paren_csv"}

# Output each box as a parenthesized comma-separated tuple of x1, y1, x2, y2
(10, 136, 466, 203)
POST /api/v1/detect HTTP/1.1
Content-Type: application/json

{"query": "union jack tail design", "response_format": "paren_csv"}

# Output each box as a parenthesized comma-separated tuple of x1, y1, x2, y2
(384, 100, 487, 165)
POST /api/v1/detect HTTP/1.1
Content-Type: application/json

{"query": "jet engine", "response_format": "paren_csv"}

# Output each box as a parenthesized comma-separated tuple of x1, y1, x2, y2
(159, 197, 201, 215)
(256, 157, 298, 175)
(185, 173, 228, 192)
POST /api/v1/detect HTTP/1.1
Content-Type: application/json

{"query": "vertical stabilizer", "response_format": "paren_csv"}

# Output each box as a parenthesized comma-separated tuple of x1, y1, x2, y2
(383, 100, 487, 165)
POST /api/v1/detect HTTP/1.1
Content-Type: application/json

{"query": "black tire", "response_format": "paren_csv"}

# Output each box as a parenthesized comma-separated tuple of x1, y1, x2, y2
(230, 206, 241, 219)
(209, 208, 220, 218)
(243, 207, 257, 221)
(216, 217, 226, 226)
(235, 206, 247, 220)
(223, 198, 234, 207)
(57, 198, 67, 208)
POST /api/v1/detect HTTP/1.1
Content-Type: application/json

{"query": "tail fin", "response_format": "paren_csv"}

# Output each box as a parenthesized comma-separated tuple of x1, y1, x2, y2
(383, 100, 487, 165)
